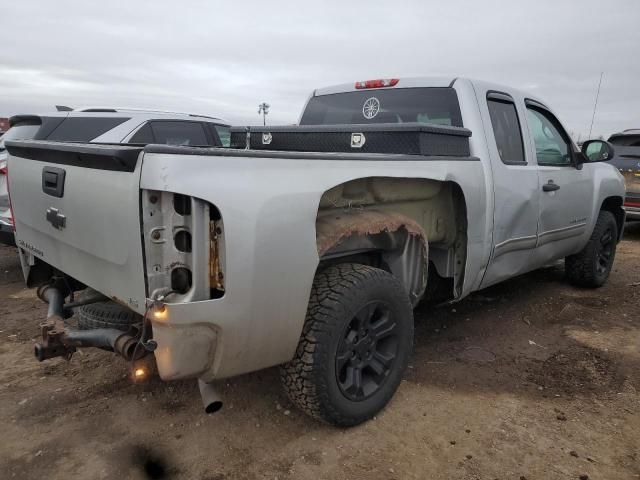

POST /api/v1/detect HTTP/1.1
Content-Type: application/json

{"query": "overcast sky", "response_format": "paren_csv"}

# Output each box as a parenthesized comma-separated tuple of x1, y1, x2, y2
(1, 0, 638, 139)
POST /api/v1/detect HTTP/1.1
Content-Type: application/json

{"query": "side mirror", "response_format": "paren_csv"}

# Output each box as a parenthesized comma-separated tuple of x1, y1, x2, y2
(581, 140, 614, 163)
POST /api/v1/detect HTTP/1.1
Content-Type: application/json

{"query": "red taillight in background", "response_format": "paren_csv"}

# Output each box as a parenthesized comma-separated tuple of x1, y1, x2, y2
(355, 78, 399, 89)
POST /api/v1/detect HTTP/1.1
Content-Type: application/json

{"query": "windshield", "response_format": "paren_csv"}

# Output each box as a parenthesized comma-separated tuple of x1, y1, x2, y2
(300, 87, 463, 127)
(0, 123, 41, 151)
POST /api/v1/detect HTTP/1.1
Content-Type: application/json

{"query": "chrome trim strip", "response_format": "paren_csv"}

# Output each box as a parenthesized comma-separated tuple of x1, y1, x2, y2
(537, 223, 586, 247)
(493, 234, 537, 258)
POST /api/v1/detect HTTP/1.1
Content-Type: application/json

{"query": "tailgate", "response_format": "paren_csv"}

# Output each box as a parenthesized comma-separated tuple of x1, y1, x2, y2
(6, 141, 147, 313)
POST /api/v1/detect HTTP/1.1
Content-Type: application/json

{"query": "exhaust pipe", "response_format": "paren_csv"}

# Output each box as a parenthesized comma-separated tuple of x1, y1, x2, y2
(34, 286, 145, 362)
(65, 329, 143, 361)
(198, 380, 223, 414)
(43, 286, 65, 318)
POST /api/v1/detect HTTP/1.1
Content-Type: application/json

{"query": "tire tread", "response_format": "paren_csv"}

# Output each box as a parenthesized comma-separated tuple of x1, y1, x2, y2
(77, 300, 142, 331)
(565, 210, 617, 288)
(280, 263, 412, 426)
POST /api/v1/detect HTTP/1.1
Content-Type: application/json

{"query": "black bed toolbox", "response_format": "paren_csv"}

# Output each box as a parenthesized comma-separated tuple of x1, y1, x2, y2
(229, 122, 471, 157)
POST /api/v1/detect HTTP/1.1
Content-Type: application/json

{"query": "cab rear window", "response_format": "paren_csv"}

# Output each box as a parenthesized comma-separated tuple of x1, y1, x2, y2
(300, 87, 463, 127)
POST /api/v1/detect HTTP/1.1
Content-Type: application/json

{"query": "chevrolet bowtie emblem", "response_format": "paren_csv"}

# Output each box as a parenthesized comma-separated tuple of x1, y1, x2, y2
(46, 207, 66, 230)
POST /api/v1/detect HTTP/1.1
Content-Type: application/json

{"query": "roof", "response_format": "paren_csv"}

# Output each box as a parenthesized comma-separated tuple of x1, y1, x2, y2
(10, 108, 228, 127)
(73, 107, 223, 121)
(614, 129, 640, 136)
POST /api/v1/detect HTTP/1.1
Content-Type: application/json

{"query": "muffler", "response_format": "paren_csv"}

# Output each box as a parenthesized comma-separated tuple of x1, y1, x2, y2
(198, 380, 223, 414)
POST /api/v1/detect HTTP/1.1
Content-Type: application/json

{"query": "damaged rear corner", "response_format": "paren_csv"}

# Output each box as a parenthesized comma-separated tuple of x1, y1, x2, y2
(139, 189, 227, 380)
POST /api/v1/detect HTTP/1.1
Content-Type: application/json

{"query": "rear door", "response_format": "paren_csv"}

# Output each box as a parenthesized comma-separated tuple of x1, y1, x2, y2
(7, 141, 148, 313)
(479, 91, 540, 288)
(525, 102, 593, 262)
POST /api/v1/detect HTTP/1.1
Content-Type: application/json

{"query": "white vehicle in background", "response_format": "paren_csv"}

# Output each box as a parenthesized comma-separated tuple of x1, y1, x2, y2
(0, 108, 230, 244)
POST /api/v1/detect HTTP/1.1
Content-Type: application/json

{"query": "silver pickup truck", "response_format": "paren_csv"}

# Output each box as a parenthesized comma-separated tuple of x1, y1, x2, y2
(6, 77, 625, 426)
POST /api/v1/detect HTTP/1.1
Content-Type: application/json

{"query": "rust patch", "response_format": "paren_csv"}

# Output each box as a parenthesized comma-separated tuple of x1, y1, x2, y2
(316, 209, 426, 256)
(209, 220, 225, 291)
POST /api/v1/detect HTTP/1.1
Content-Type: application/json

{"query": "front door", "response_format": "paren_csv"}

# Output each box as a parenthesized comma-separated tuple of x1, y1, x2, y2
(525, 104, 594, 263)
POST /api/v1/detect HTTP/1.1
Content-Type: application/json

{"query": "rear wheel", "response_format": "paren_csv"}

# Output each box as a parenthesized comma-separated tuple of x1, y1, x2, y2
(280, 263, 413, 426)
(565, 210, 618, 288)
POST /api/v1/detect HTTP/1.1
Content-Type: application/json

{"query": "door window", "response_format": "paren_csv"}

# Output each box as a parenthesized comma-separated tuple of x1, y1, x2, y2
(128, 123, 154, 144)
(150, 121, 208, 146)
(526, 108, 572, 166)
(487, 97, 526, 165)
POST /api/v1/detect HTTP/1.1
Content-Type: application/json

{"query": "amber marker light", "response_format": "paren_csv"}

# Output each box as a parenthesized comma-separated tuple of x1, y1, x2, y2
(153, 304, 167, 320)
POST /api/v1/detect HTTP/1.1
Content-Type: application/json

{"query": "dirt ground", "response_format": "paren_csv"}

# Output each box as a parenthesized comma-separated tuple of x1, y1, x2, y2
(0, 226, 638, 480)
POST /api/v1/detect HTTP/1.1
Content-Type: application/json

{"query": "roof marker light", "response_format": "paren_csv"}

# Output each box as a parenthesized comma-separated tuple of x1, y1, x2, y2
(355, 78, 400, 89)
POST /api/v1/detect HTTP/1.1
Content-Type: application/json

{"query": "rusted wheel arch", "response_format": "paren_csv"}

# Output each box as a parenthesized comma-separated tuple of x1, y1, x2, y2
(316, 209, 428, 305)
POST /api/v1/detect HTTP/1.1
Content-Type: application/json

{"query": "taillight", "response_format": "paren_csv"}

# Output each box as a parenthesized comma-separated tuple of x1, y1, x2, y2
(3, 164, 15, 229)
(142, 190, 225, 301)
(355, 78, 399, 89)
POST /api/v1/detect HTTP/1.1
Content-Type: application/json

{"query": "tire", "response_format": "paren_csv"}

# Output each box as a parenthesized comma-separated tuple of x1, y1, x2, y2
(565, 210, 618, 288)
(77, 299, 142, 331)
(281, 263, 414, 426)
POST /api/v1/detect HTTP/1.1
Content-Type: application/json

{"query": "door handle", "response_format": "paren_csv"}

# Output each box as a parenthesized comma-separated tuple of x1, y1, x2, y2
(42, 166, 66, 198)
(542, 180, 560, 192)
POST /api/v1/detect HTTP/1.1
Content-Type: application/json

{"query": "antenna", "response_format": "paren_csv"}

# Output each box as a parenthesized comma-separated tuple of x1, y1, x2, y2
(588, 72, 604, 139)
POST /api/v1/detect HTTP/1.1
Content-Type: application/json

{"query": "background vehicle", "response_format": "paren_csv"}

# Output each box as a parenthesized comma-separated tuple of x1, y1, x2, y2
(607, 129, 640, 220)
(6, 77, 625, 426)
(0, 108, 230, 245)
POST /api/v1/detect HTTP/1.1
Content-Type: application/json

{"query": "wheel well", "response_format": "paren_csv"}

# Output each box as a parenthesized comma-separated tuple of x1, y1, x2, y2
(315, 177, 468, 305)
(601, 196, 624, 240)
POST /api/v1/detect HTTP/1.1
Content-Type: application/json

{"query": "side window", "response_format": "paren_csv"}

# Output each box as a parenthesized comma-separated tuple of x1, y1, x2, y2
(214, 125, 230, 147)
(150, 121, 208, 146)
(128, 123, 154, 144)
(487, 96, 526, 164)
(45, 117, 130, 142)
(526, 108, 572, 166)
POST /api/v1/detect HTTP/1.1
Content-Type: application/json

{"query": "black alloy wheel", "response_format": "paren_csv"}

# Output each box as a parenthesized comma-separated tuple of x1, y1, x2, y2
(336, 301, 399, 401)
